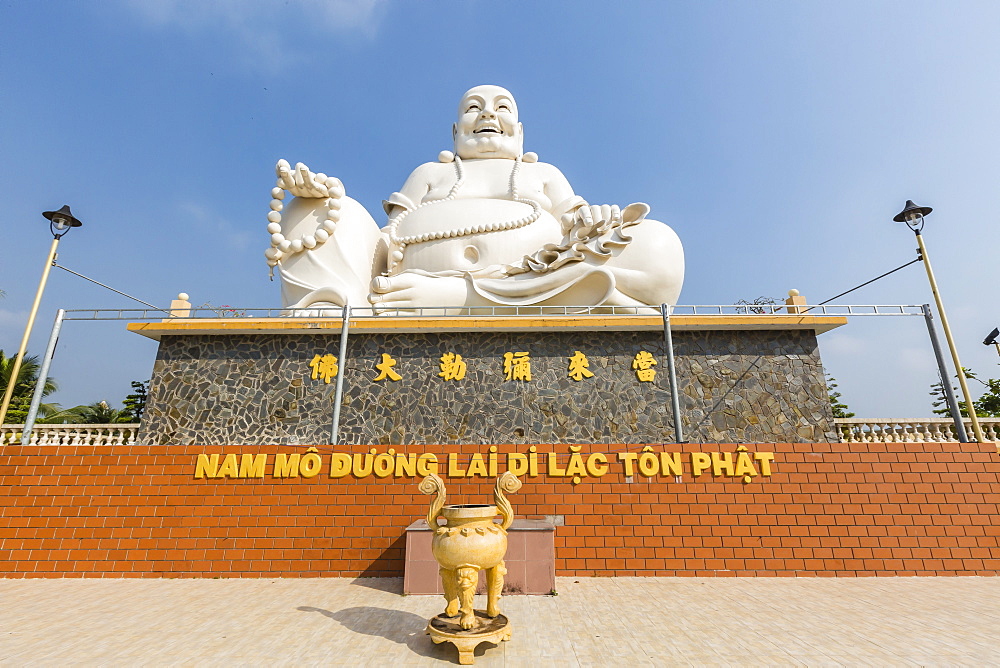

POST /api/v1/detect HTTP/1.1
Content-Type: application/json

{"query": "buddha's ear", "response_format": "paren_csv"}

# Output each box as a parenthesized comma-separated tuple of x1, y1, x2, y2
(517, 122, 524, 153)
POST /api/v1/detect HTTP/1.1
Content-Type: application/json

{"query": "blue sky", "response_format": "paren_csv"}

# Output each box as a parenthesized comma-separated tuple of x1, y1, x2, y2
(1, 0, 998, 418)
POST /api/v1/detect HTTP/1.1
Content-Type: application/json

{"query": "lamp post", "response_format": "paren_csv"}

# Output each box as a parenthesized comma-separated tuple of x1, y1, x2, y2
(0, 206, 83, 427)
(893, 200, 987, 443)
(984, 328, 1000, 358)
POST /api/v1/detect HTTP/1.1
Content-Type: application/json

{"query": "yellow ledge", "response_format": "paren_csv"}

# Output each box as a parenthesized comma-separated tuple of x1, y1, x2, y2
(127, 314, 847, 341)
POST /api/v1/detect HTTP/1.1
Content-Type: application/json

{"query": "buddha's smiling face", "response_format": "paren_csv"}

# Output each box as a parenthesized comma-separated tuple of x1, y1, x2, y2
(453, 85, 523, 160)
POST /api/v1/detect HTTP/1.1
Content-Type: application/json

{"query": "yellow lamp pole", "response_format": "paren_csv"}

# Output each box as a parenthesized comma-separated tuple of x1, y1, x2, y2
(894, 201, 987, 444)
(0, 206, 83, 427)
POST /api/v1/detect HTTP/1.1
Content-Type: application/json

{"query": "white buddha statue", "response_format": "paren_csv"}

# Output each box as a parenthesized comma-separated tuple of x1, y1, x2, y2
(265, 85, 684, 314)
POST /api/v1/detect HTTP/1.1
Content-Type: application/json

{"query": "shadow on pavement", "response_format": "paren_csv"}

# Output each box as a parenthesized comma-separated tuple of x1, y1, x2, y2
(298, 605, 479, 661)
(348, 576, 404, 594)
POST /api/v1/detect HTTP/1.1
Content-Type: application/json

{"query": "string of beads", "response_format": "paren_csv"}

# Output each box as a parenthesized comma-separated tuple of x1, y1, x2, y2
(263, 152, 541, 276)
(384, 153, 541, 272)
(264, 176, 343, 271)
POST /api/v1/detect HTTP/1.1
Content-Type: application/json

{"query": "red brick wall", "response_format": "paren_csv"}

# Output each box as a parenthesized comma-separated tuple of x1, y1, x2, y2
(1, 442, 998, 578)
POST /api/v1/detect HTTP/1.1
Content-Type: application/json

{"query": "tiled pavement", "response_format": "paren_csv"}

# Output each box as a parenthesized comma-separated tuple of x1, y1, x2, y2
(1, 577, 999, 666)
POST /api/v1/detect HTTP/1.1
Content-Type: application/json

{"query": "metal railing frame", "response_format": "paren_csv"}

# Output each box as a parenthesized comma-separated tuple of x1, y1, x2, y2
(15, 303, 973, 445)
(52, 303, 927, 322)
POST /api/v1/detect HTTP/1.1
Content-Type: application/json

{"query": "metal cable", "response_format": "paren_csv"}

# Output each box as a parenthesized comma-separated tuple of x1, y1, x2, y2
(52, 263, 170, 315)
(804, 257, 922, 313)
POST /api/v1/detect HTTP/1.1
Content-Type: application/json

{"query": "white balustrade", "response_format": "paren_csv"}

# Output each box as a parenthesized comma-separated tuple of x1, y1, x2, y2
(835, 418, 1000, 443)
(0, 424, 139, 446)
(2, 420, 996, 446)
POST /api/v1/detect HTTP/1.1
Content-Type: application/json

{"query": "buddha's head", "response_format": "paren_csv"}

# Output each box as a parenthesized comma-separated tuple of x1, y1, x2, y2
(453, 85, 523, 160)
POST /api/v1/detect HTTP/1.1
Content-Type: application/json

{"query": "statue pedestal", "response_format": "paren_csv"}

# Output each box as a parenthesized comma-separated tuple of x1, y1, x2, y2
(130, 313, 846, 445)
(427, 612, 511, 665)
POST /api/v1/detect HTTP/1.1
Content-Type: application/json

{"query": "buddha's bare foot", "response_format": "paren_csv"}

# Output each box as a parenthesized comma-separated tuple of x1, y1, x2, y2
(368, 272, 470, 313)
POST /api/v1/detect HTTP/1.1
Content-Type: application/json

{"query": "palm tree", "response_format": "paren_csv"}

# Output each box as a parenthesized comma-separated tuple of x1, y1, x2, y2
(0, 349, 59, 424)
(0, 350, 57, 399)
(66, 400, 132, 424)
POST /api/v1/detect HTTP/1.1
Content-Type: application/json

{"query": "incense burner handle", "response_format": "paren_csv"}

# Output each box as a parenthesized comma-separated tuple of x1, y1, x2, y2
(419, 473, 447, 529)
(494, 471, 522, 531)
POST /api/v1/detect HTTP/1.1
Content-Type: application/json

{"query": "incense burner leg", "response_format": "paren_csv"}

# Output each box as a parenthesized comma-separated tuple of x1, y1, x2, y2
(441, 566, 460, 617)
(485, 560, 506, 617)
(456, 566, 479, 630)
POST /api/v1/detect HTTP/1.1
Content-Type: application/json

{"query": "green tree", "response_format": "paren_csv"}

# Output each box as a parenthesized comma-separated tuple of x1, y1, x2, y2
(930, 367, 1000, 418)
(971, 377, 1000, 416)
(122, 380, 149, 421)
(826, 372, 855, 418)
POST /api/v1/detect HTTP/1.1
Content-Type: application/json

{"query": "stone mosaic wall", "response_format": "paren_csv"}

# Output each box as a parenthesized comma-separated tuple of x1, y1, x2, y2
(140, 329, 836, 445)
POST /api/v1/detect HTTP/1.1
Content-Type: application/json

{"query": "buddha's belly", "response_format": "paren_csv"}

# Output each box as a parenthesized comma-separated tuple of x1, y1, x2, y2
(390, 198, 562, 275)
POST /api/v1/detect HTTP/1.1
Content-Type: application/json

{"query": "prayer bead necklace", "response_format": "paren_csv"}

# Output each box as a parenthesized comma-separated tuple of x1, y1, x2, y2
(384, 153, 541, 272)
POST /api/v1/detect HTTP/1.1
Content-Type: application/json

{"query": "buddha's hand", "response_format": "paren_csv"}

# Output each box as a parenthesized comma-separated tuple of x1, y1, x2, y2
(571, 204, 622, 237)
(275, 159, 345, 200)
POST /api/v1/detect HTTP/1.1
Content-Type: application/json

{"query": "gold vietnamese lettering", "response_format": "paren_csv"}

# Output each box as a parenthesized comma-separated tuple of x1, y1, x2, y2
(192, 447, 776, 483)
(274, 452, 301, 477)
(660, 451, 683, 477)
(734, 445, 757, 483)
(618, 451, 638, 477)
(507, 453, 529, 477)
(373, 449, 395, 477)
(239, 453, 267, 478)
(195, 453, 219, 479)
(638, 446, 660, 477)
(754, 451, 775, 476)
(194, 453, 268, 479)
(299, 447, 322, 478)
(466, 453, 488, 477)
(329, 453, 352, 478)
(564, 445, 587, 484)
(711, 451, 734, 476)
(448, 453, 467, 477)
(690, 452, 711, 477)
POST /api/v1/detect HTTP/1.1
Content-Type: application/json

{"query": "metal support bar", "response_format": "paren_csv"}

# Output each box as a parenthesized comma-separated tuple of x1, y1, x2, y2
(330, 305, 351, 445)
(22, 309, 65, 443)
(661, 303, 684, 444)
(922, 304, 967, 443)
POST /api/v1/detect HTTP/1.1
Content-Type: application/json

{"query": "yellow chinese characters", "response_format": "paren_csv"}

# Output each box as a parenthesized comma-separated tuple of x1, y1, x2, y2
(503, 352, 532, 381)
(632, 351, 657, 382)
(567, 351, 594, 381)
(374, 353, 402, 381)
(438, 353, 467, 381)
(309, 354, 339, 383)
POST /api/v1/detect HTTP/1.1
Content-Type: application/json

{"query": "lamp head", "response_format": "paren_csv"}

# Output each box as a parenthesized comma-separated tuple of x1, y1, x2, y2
(984, 327, 1000, 346)
(893, 200, 932, 232)
(42, 205, 83, 238)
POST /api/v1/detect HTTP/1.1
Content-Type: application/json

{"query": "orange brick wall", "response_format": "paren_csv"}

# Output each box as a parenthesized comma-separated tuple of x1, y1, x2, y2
(1, 442, 998, 578)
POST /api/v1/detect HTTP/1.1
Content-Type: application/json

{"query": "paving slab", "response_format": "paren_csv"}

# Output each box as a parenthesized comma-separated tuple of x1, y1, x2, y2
(0, 577, 999, 666)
